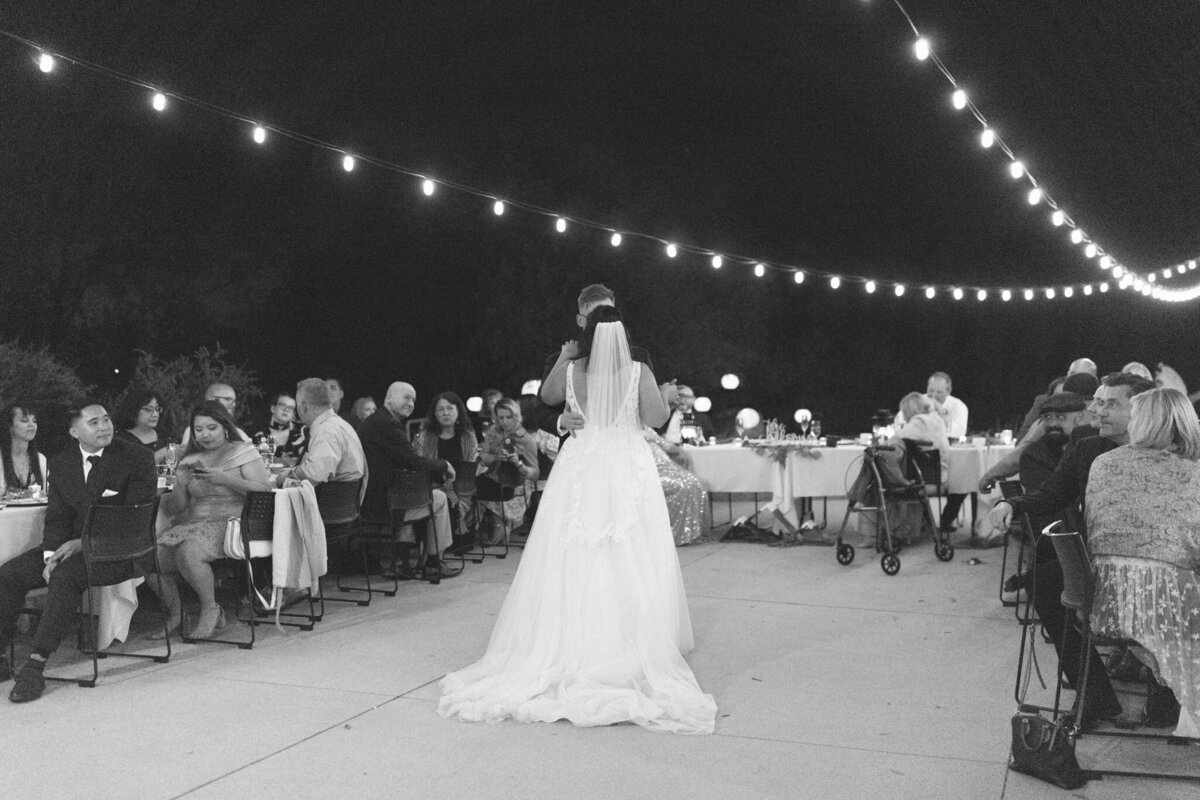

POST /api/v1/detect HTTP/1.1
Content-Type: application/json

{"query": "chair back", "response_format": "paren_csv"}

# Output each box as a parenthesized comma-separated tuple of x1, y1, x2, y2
(81, 498, 162, 564)
(389, 469, 434, 513)
(453, 469, 477, 498)
(1043, 520, 1093, 611)
(241, 491, 277, 543)
(315, 478, 362, 526)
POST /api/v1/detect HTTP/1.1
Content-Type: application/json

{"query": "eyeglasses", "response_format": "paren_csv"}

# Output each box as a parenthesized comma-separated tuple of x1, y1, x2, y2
(141, 406, 162, 413)
(275, 404, 296, 411)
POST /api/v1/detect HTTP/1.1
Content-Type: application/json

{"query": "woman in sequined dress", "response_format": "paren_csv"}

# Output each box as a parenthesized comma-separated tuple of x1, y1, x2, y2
(643, 427, 708, 545)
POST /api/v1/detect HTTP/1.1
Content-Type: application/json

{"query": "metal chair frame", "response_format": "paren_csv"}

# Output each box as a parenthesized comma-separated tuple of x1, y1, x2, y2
(997, 480, 1033, 613)
(314, 478, 372, 614)
(37, 498, 172, 688)
(389, 469, 449, 585)
(471, 468, 526, 561)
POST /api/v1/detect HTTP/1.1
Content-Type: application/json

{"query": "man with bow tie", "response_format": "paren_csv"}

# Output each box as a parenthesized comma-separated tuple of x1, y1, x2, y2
(251, 392, 308, 460)
(0, 402, 156, 703)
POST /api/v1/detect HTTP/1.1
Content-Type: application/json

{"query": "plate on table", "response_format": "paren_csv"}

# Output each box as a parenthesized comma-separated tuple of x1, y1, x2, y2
(4, 498, 47, 506)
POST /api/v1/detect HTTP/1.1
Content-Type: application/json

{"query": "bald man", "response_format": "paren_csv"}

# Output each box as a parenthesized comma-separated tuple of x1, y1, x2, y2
(1067, 358, 1097, 377)
(358, 382, 459, 580)
(180, 382, 248, 446)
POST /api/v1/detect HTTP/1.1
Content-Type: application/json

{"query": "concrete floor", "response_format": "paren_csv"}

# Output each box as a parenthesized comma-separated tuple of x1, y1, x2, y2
(2, 532, 1197, 800)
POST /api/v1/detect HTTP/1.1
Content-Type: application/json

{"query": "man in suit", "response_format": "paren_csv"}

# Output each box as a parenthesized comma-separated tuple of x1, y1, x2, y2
(0, 402, 156, 703)
(359, 382, 459, 579)
(528, 283, 660, 438)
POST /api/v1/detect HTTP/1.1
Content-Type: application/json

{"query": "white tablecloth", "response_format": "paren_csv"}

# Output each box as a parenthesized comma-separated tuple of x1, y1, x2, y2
(0, 504, 139, 650)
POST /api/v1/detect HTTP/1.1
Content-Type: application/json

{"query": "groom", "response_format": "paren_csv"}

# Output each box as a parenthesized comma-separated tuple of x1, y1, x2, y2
(529, 283, 663, 438)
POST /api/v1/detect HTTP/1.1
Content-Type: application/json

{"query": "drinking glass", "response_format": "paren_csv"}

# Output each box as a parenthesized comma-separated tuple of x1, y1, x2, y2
(164, 444, 179, 473)
(735, 420, 745, 441)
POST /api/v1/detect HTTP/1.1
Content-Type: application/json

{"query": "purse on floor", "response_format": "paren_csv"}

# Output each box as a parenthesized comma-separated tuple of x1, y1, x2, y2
(1009, 712, 1087, 789)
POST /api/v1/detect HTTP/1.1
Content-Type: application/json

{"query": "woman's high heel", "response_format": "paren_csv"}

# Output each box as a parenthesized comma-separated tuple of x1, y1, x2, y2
(188, 606, 227, 639)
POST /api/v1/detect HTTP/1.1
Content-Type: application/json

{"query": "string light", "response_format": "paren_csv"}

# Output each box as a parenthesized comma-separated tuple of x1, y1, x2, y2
(1027, 188, 1043, 205)
(1112, 266, 1124, 278)
(492, 199, 504, 215)
(754, 263, 765, 277)
(1045, 288, 1056, 299)
(1051, 210, 1065, 227)
(1008, 161, 1024, 180)
(711, 254, 722, 268)
(422, 178, 436, 196)
(951, 89, 967, 110)
(1099, 255, 1112, 269)
(924, 286, 935, 299)
(1070, 229, 1085, 245)
(865, 280, 876, 293)
(252, 125, 267, 144)
(1100, 283, 1110, 293)
(555, 216, 567, 233)
(976, 289, 987, 301)
(1063, 286, 1074, 297)
(1001, 289, 1011, 302)
(952, 288, 963, 300)
(341, 154, 355, 172)
(914, 38, 930, 61)
(610, 232, 622, 247)
(894, 284, 905, 296)
(830, 276, 841, 289)
(37, 52, 54, 73)
(793, 271, 805, 284)
(1084, 243, 1097, 258)
(151, 90, 167, 112)
(665, 243, 677, 258)
(1083, 285, 1093, 296)
(979, 128, 995, 148)
(1024, 289, 1034, 301)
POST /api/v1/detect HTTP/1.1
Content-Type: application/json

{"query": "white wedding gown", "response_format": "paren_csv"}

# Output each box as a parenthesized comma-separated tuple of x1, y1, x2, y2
(439, 324, 716, 734)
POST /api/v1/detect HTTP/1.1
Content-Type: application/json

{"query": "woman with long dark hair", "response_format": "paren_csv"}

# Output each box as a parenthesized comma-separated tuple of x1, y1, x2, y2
(417, 392, 479, 552)
(0, 403, 47, 495)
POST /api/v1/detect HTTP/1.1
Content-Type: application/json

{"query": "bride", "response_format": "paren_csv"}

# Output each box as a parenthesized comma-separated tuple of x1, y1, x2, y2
(438, 305, 717, 734)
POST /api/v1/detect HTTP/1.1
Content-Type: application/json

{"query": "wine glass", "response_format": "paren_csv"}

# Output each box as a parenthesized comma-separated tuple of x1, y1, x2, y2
(164, 443, 179, 474)
(735, 418, 745, 442)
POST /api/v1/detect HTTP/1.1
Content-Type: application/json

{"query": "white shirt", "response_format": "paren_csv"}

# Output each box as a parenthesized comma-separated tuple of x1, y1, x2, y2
(80, 445, 105, 482)
(292, 409, 366, 487)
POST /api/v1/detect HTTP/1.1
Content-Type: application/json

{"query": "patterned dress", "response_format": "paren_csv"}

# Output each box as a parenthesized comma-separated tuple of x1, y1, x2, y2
(644, 429, 708, 546)
(158, 442, 262, 561)
(1086, 445, 1200, 738)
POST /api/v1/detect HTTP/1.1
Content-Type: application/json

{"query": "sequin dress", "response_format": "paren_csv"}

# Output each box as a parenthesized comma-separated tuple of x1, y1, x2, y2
(644, 429, 708, 546)
(1086, 446, 1200, 738)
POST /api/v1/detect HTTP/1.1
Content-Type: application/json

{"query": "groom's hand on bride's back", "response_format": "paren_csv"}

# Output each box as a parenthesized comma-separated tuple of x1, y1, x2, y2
(559, 411, 586, 434)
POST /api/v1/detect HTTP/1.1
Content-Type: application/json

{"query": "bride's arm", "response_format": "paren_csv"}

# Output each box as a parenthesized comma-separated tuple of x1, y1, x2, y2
(539, 341, 579, 406)
(638, 366, 670, 428)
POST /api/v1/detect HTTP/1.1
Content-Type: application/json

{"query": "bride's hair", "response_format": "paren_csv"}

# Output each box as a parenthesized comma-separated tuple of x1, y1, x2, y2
(576, 305, 624, 360)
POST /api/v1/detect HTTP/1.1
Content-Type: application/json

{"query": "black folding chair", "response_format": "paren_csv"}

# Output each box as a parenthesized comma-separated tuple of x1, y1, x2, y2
(40, 498, 172, 688)
(452, 470, 483, 565)
(473, 465, 526, 561)
(389, 469, 451, 584)
(998, 480, 1034, 612)
(315, 478, 371, 614)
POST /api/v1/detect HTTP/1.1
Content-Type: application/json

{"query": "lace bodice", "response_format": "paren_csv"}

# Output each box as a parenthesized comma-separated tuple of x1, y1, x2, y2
(567, 360, 642, 431)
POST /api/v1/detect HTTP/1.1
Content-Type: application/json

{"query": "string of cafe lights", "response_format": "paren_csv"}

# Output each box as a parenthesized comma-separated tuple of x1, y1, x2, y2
(5, 24, 1195, 303)
(877, 0, 1200, 302)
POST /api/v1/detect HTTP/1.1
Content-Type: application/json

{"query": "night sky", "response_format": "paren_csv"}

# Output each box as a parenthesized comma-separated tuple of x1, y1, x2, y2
(2, 0, 1199, 434)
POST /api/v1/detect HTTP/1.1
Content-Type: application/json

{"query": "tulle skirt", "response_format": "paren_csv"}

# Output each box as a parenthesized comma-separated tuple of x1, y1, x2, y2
(1091, 556, 1200, 738)
(438, 427, 717, 734)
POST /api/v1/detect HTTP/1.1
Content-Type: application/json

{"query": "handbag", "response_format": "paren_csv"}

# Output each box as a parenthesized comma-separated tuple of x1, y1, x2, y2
(1009, 712, 1087, 789)
(222, 516, 278, 611)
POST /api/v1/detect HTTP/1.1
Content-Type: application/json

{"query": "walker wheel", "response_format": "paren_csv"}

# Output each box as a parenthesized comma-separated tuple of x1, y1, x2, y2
(935, 542, 955, 562)
(881, 553, 901, 575)
(836, 543, 855, 565)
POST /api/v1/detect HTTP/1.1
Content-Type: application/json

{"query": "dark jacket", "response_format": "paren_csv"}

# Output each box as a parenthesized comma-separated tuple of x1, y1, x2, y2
(42, 437, 157, 551)
(358, 408, 449, 522)
(528, 346, 655, 436)
(1006, 434, 1121, 540)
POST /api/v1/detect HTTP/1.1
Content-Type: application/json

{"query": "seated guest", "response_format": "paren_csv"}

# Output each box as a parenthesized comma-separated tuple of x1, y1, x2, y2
(360, 382, 460, 579)
(113, 391, 174, 463)
(1087, 387, 1200, 736)
(643, 427, 708, 546)
(476, 397, 539, 544)
(416, 392, 478, 554)
(661, 384, 714, 445)
(350, 396, 377, 426)
(889, 391, 950, 484)
(180, 382, 249, 447)
(0, 402, 156, 703)
(289, 378, 365, 487)
(1121, 361, 1154, 381)
(152, 402, 271, 640)
(473, 388, 503, 438)
(250, 392, 308, 460)
(325, 378, 346, 414)
(0, 403, 47, 496)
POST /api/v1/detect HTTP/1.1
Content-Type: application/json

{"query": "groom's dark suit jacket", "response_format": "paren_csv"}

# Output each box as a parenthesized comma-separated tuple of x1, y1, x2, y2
(529, 347, 654, 437)
(42, 437, 157, 552)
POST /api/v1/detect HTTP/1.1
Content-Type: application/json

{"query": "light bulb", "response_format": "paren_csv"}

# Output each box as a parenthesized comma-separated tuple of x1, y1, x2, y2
(952, 89, 968, 110)
(1134, 278, 1145, 291)
(1070, 229, 1084, 244)
(793, 271, 805, 284)
(1008, 160, 1025, 180)
(1162, 268, 1171, 278)
(1099, 255, 1112, 269)
(1084, 243, 1097, 258)
(493, 200, 505, 216)
(754, 263, 765, 278)
(341, 154, 355, 172)
(980, 129, 995, 148)
(1045, 288, 1056, 299)
(1179, 264, 1188, 274)
(38, 52, 55, 73)
(1083, 284, 1093, 296)
(952, 288, 963, 300)
(1051, 210, 1065, 227)
(1142, 284, 1153, 296)
(865, 280, 876, 293)
(666, 243, 677, 258)
(151, 91, 167, 112)
(694, 396, 712, 413)
(1148, 273, 1157, 283)
(1024, 289, 1034, 301)
(914, 38, 930, 61)
(1001, 289, 1012, 302)
(466, 396, 483, 413)
(1112, 266, 1124, 278)
(894, 284, 905, 297)
(924, 286, 936, 299)
(1064, 286, 1074, 297)
(977, 289, 987, 301)
(252, 125, 267, 144)
(830, 276, 841, 289)
(422, 179, 436, 196)
(555, 216, 566, 233)
(711, 254, 722, 268)
(610, 232, 622, 247)
(1027, 188, 1043, 205)
(1190, 260, 1197, 270)
(721, 373, 740, 390)
(1099, 282, 1109, 293)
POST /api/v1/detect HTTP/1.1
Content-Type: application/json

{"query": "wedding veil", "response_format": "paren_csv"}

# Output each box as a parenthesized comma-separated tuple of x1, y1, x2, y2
(584, 321, 635, 428)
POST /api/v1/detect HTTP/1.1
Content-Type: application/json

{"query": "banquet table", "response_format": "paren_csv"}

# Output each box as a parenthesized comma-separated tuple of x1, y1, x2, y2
(687, 441, 1015, 530)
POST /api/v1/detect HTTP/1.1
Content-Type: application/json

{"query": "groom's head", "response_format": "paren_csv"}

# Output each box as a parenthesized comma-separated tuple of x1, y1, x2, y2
(576, 283, 615, 329)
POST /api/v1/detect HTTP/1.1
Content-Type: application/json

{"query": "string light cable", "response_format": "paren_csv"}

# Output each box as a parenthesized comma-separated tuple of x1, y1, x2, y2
(4, 26, 1192, 302)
